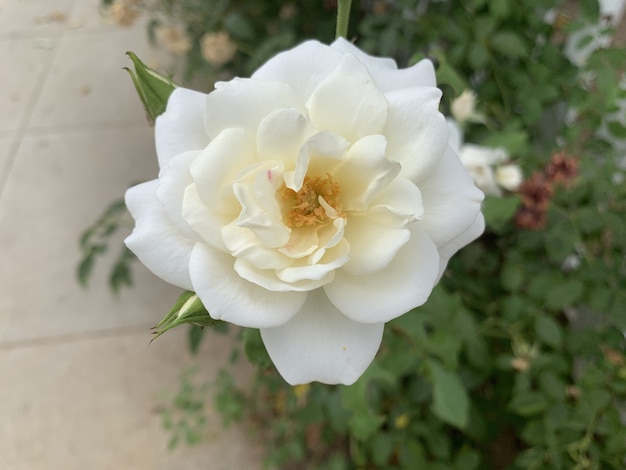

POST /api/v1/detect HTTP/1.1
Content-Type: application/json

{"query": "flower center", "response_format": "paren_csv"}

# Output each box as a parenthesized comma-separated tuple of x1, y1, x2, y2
(279, 174, 343, 228)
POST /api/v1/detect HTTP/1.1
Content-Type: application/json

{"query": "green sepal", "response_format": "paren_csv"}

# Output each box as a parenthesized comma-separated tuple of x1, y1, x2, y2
(124, 51, 177, 121)
(152, 291, 223, 341)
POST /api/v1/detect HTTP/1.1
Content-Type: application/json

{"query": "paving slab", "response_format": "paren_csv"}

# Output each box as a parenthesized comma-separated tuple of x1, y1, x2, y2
(0, 0, 77, 38)
(0, 126, 179, 343)
(0, 327, 263, 470)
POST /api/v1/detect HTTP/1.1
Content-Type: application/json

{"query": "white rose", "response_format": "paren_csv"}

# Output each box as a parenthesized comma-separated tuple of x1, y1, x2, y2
(451, 89, 484, 124)
(495, 164, 523, 192)
(125, 39, 484, 385)
(447, 118, 520, 196)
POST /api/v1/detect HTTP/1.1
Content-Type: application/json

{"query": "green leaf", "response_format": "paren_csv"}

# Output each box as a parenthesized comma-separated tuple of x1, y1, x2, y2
(534, 315, 563, 349)
(242, 328, 272, 369)
(510, 391, 548, 416)
(482, 195, 521, 232)
(188, 326, 205, 355)
(125, 51, 177, 121)
(428, 360, 470, 430)
(419, 49, 467, 95)
(490, 31, 528, 58)
(545, 280, 584, 309)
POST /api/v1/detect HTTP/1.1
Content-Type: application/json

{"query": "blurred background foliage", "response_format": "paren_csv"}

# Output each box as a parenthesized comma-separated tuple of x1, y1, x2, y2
(86, 0, 626, 468)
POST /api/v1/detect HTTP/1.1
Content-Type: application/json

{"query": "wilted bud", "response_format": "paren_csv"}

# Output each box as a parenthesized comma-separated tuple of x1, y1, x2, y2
(155, 25, 192, 55)
(201, 32, 237, 66)
(109, 0, 141, 27)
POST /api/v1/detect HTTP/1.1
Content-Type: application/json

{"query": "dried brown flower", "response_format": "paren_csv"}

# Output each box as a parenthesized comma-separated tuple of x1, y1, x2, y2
(545, 150, 578, 186)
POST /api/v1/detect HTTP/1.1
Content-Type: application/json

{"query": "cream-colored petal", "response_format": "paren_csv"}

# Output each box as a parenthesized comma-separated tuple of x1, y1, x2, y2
(189, 244, 306, 327)
(252, 40, 344, 104)
(205, 78, 303, 139)
(156, 150, 201, 238)
(417, 147, 485, 247)
(257, 108, 315, 164)
(234, 258, 333, 292)
(325, 226, 440, 323)
(335, 134, 400, 211)
(155, 87, 210, 168)
(306, 55, 388, 143)
(277, 239, 349, 283)
(190, 128, 256, 215)
(125, 180, 194, 290)
(232, 162, 290, 248)
(436, 212, 485, 282)
(221, 221, 292, 270)
(331, 37, 436, 90)
(384, 86, 447, 182)
(343, 212, 410, 275)
(182, 185, 230, 252)
(261, 289, 384, 385)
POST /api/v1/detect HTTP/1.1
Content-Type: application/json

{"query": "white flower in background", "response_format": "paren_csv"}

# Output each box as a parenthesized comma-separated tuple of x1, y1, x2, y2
(447, 118, 522, 196)
(125, 39, 484, 385)
(451, 89, 485, 125)
(109, 0, 140, 27)
(200, 32, 237, 66)
(156, 25, 192, 56)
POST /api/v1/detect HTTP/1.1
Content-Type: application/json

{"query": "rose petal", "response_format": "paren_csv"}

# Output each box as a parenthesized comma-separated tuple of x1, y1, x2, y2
(157, 150, 200, 237)
(261, 289, 384, 385)
(277, 239, 350, 283)
(342, 212, 410, 275)
(182, 185, 230, 252)
(125, 180, 194, 290)
(190, 127, 257, 215)
(331, 37, 436, 90)
(306, 54, 388, 143)
(252, 40, 344, 104)
(325, 226, 440, 323)
(384, 86, 447, 182)
(436, 212, 485, 281)
(257, 108, 316, 164)
(155, 88, 210, 168)
(205, 78, 303, 139)
(335, 134, 400, 211)
(189, 244, 306, 327)
(446, 118, 463, 153)
(417, 147, 485, 247)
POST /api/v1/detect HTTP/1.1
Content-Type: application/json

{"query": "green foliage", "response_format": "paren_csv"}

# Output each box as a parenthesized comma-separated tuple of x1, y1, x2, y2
(160, 367, 210, 450)
(77, 198, 137, 294)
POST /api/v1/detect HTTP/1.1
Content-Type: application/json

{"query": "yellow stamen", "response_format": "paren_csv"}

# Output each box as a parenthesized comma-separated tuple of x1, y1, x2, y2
(279, 174, 343, 228)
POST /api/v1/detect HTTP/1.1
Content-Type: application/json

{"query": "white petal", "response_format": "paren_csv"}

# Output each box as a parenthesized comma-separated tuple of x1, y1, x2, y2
(335, 135, 400, 211)
(324, 226, 440, 323)
(189, 244, 306, 327)
(257, 108, 315, 164)
(306, 55, 388, 143)
(331, 38, 436, 90)
(252, 40, 344, 104)
(436, 212, 485, 281)
(384, 87, 447, 182)
(286, 131, 349, 191)
(446, 118, 463, 153)
(261, 289, 384, 385)
(235, 258, 333, 292)
(125, 180, 194, 290)
(190, 128, 257, 215)
(157, 150, 201, 237)
(155, 88, 210, 168)
(417, 147, 485, 247)
(343, 212, 410, 275)
(221, 221, 292, 270)
(182, 185, 230, 252)
(232, 162, 290, 248)
(205, 78, 303, 139)
(277, 239, 350, 283)
(369, 177, 425, 222)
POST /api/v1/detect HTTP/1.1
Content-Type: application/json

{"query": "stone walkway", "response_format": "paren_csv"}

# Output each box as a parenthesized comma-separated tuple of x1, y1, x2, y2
(0, 1, 261, 468)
